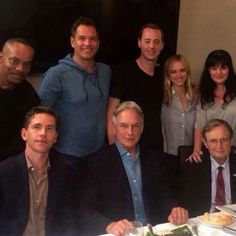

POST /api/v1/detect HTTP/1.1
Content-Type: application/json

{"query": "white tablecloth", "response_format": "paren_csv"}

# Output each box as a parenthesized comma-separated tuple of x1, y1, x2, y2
(100, 217, 236, 236)
(152, 218, 236, 236)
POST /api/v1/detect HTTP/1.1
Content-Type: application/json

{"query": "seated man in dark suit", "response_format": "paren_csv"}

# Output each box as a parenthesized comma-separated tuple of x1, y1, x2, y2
(0, 106, 78, 236)
(180, 119, 236, 217)
(81, 101, 188, 236)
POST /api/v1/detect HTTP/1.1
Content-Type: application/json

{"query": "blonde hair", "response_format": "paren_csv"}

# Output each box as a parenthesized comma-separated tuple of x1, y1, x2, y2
(163, 54, 194, 105)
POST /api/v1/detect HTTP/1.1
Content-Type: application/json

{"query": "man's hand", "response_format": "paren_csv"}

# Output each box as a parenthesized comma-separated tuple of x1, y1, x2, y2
(106, 219, 132, 236)
(168, 207, 189, 225)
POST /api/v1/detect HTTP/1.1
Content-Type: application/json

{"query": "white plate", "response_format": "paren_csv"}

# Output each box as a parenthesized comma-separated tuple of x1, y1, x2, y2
(222, 223, 236, 235)
(197, 215, 236, 228)
(216, 204, 236, 217)
(152, 222, 176, 234)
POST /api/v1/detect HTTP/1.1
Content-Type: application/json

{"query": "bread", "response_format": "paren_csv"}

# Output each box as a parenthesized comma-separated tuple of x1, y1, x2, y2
(201, 212, 232, 226)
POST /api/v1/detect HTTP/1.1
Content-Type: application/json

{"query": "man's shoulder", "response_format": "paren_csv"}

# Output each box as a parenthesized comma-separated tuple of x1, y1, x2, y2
(96, 62, 111, 71)
(140, 147, 164, 159)
(15, 80, 39, 104)
(139, 148, 165, 170)
(87, 145, 119, 167)
(43, 63, 72, 78)
(0, 153, 25, 176)
(229, 151, 236, 165)
(112, 60, 137, 72)
(18, 80, 37, 92)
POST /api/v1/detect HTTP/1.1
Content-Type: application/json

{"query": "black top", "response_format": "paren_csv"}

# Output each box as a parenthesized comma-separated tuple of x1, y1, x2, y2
(0, 80, 40, 160)
(110, 61, 164, 151)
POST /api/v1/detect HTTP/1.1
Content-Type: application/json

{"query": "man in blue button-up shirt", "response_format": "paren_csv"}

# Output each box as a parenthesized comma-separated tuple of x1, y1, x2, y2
(81, 101, 188, 236)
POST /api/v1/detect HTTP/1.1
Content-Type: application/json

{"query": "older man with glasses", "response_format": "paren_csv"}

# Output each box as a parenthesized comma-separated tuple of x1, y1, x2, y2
(180, 119, 236, 217)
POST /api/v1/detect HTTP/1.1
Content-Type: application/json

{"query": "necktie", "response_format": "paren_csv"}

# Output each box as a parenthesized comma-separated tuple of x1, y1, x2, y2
(215, 166, 225, 206)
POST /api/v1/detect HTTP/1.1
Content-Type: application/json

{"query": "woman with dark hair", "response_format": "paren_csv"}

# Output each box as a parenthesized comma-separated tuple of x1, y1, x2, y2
(189, 49, 236, 162)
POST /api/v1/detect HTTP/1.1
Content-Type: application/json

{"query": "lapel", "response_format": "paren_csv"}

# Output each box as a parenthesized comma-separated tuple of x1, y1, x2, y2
(16, 153, 30, 225)
(110, 144, 135, 212)
(110, 144, 133, 190)
(200, 151, 212, 206)
(229, 153, 236, 202)
(46, 155, 63, 221)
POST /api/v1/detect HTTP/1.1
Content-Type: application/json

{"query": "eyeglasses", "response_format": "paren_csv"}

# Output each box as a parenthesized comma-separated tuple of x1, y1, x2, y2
(207, 138, 231, 146)
(117, 123, 142, 131)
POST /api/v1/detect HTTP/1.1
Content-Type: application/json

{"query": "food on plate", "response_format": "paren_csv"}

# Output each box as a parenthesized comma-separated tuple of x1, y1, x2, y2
(171, 225, 193, 235)
(200, 212, 232, 226)
(145, 224, 195, 236)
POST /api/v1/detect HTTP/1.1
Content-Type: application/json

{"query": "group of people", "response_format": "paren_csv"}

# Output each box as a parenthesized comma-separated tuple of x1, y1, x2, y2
(1, 16, 236, 236)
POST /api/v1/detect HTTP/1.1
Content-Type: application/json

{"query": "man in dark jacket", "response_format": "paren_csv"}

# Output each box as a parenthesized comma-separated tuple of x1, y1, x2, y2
(180, 119, 236, 217)
(0, 106, 78, 236)
(81, 101, 188, 236)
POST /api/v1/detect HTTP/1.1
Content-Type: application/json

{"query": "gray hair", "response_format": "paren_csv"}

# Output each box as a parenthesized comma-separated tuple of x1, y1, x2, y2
(202, 119, 233, 140)
(112, 101, 144, 124)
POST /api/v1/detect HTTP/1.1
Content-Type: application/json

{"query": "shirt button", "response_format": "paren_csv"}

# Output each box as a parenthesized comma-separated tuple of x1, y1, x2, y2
(182, 113, 185, 116)
(134, 197, 138, 200)
(133, 179, 137, 183)
(36, 199, 40, 204)
(182, 125, 185, 127)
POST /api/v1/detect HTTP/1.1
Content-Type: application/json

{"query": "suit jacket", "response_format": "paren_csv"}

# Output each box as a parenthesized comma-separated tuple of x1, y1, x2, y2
(180, 150, 236, 217)
(80, 144, 177, 235)
(0, 151, 78, 236)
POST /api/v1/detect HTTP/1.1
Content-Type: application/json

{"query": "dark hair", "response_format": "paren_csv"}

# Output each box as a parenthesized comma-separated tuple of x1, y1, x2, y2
(199, 49, 236, 108)
(138, 23, 164, 41)
(71, 16, 98, 37)
(202, 119, 233, 140)
(23, 106, 59, 131)
(3, 37, 34, 50)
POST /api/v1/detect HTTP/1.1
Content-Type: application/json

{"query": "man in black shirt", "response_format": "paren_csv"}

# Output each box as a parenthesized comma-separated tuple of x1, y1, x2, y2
(0, 38, 40, 160)
(107, 23, 164, 151)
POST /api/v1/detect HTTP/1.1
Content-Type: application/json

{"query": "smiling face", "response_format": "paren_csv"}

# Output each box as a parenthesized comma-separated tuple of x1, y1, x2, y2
(208, 64, 229, 85)
(203, 125, 232, 164)
(0, 42, 34, 89)
(71, 24, 100, 64)
(138, 28, 164, 63)
(21, 113, 58, 156)
(168, 60, 188, 88)
(113, 109, 143, 154)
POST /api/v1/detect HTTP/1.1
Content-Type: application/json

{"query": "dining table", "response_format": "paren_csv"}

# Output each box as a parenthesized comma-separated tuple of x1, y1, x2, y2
(100, 204, 236, 236)
(100, 219, 236, 236)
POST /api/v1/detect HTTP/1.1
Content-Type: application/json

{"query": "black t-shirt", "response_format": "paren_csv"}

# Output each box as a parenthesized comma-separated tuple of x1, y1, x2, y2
(110, 61, 164, 151)
(0, 80, 40, 160)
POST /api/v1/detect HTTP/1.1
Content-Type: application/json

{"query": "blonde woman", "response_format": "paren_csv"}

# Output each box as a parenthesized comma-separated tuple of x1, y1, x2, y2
(161, 54, 198, 193)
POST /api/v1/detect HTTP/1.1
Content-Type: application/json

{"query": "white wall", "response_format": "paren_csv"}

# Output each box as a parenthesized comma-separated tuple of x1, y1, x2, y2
(177, 0, 236, 82)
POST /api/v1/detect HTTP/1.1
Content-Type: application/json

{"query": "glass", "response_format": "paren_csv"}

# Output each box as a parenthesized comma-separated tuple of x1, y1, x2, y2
(124, 221, 143, 236)
(207, 138, 230, 146)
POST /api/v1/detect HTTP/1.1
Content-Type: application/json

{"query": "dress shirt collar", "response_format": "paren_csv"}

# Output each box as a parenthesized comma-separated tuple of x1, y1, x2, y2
(210, 156, 229, 172)
(115, 141, 140, 161)
(25, 154, 50, 172)
(171, 87, 190, 101)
